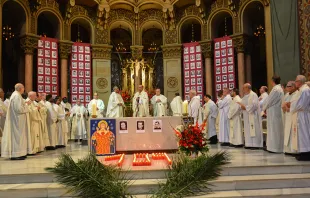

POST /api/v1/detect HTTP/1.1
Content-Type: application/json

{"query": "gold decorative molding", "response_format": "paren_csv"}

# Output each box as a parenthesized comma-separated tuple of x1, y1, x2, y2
(232, 34, 248, 53)
(165, 29, 178, 44)
(91, 44, 112, 59)
(95, 28, 109, 44)
(130, 45, 143, 60)
(162, 44, 182, 59)
(96, 77, 108, 89)
(20, 33, 40, 54)
(200, 40, 213, 58)
(167, 77, 178, 88)
(59, 40, 73, 59)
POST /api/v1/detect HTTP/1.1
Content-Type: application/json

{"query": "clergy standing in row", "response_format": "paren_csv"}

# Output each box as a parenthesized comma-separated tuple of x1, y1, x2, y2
(54, 97, 68, 147)
(228, 88, 243, 147)
(88, 93, 105, 118)
(61, 97, 72, 139)
(188, 90, 201, 124)
(45, 94, 58, 149)
(170, 93, 183, 116)
(259, 86, 269, 110)
(238, 83, 263, 149)
(151, 88, 167, 117)
(218, 88, 232, 146)
(262, 76, 284, 153)
(38, 93, 50, 150)
(1, 83, 31, 160)
(106, 86, 125, 118)
(289, 75, 310, 161)
(282, 81, 298, 155)
(203, 94, 218, 144)
(71, 99, 87, 140)
(133, 85, 149, 117)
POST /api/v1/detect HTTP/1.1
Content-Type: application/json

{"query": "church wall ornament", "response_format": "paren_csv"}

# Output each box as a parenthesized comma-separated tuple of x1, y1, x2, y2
(20, 33, 40, 54)
(96, 77, 108, 90)
(232, 34, 248, 53)
(200, 40, 213, 59)
(162, 44, 182, 59)
(91, 44, 113, 60)
(59, 40, 73, 59)
(164, 29, 178, 45)
(167, 77, 178, 88)
(130, 46, 144, 60)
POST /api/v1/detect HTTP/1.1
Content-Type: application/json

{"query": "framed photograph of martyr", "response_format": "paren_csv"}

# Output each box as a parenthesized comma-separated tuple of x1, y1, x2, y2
(119, 121, 128, 134)
(153, 120, 162, 133)
(136, 120, 145, 133)
(90, 119, 116, 156)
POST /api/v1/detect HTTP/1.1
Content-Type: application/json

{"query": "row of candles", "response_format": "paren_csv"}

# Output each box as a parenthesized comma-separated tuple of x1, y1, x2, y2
(133, 153, 151, 166)
(104, 154, 125, 167)
(151, 153, 172, 165)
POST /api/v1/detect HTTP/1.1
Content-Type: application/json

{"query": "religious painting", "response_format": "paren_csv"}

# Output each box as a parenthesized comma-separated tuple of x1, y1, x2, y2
(196, 45, 201, 52)
(196, 62, 201, 68)
(221, 41, 226, 48)
(197, 78, 202, 85)
(190, 47, 195, 53)
(38, 49, 43, 56)
(72, 70, 77, 77)
(215, 50, 220, 57)
(216, 67, 221, 74)
(90, 119, 116, 156)
(229, 83, 234, 89)
(190, 54, 195, 61)
(216, 84, 221, 91)
(45, 77, 50, 84)
(153, 120, 162, 133)
(45, 41, 50, 48)
(216, 59, 220, 66)
(215, 42, 220, 49)
(38, 85, 43, 92)
(184, 63, 189, 70)
(52, 60, 57, 66)
(79, 79, 84, 85)
(228, 48, 233, 55)
(136, 120, 145, 133)
(38, 40, 44, 48)
(222, 75, 227, 82)
(216, 76, 221, 82)
(185, 79, 190, 85)
(184, 47, 189, 54)
(119, 120, 128, 133)
(221, 49, 226, 57)
(45, 85, 50, 93)
(85, 46, 90, 53)
(222, 66, 227, 74)
(85, 63, 90, 69)
(191, 70, 195, 77)
(227, 39, 232, 47)
(72, 54, 77, 60)
(52, 77, 57, 84)
(72, 46, 77, 52)
(52, 68, 57, 75)
(196, 54, 201, 60)
(197, 70, 202, 77)
(79, 62, 84, 69)
(229, 74, 234, 81)
(228, 65, 233, 72)
(72, 78, 77, 85)
(228, 57, 233, 64)
(190, 62, 195, 69)
(79, 54, 84, 61)
(38, 76, 43, 83)
(191, 78, 196, 85)
(184, 55, 189, 62)
(222, 58, 227, 65)
(52, 51, 57, 58)
(52, 42, 57, 49)
(38, 67, 43, 74)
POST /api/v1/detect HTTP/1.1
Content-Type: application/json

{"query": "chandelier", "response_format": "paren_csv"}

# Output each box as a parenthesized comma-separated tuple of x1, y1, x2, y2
(148, 42, 158, 52)
(254, 25, 265, 37)
(2, 25, 14, 41)
(116, 42, 126, 52)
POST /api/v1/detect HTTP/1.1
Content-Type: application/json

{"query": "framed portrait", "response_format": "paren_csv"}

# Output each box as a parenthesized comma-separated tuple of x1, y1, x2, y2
(197, 86, 202, 92)
(52, 68, 57, 75)
(185, 79, 190, 85)
(222, 66, 227, 74)
(191, 86, 196, 90)
(185, 71, 189, 77)
(79, 71, 84, 77)
(196, 62, 201, 68)
(72, 78, 77, 85)
(184, 63, 189, 70)
(79, 54, 84, 61)
(221, 49, 226, 57)
(215, 50, 220, 57)
(45, 68, 50, 75)
(196, 54, 201, 60)
(216, 67, 221, 74)
(79, 46, 84, 53)
(38, 85, 43, 92)
(45, 50, 50, 57)
(72, 46, 77, 52)
(52, 86, 57, 93)
(197, 70, 202, 77)
(45, 59, 50, 66)
(196, 45, 201, 52)
(52, 42, 57, 49)
(221, 41, 226, 48)
(223, 83, 228, 89)
(45, 85, 50, 93)
(184, 47, 189, 54)
(185, 95, 190, 101)
(190, 70, 195, 77)
(190, 54, 195, 61)
(86, 87, 91, 93)
(79, 87, 84, 93)
(72, 70, 77, 77)
(228, 57, 233, 64)
(228, 65, 234, 72)
(52, 51, 57, 58)
(86, 95, 91, 102)
(227, 39, 232, 47)
(197, 78, 202, 85)
(85, 79, 90, 85)
(52, 77, 57, 84)
(184, 55, 189, 62)
(72, 95, 77, 102)
(215, 42, 220, 49)
(185, 87, 190, 93)
(85, 46, 90, 53)
(72, 54, 77, 60)
(222, 75, 227, 82)
(72, 62, 77, 69)
(216, 75, 221, 82)
(38, 58, 44, 65)
(38, 67, 43, 74)
(229, 74, 234, 81)
(229, 83, 234, 89)
(191, 78, 196, 85)
(38, 40, 44, 48)
(153, 120, 162, 133)
(79, 62, 84, 69)
(85, 63, 90, 69)
(216, 84, 221, 91)
(228, 48, 233, 55)
(216, 59, 221, 66)
(222, 58, 227, 65)
(119, 121, 128, 133)
(52, 60, 57, 66)
(136, 120, 145, 133)
(190, 47, 195, 53)
(79, 79, 84, 85)
(38, 49, 43, 57)
(72, 87, 77, 93)
(85, 71, 90, 77)
(190, 62, 195, 69)
(38, 76, 43, 83)
(45, 41, 50, 49)
(85, 55, 90, 61)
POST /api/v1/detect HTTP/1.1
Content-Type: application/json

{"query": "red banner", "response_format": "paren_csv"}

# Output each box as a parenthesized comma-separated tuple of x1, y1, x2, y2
(37, 37, 59, 97)
(213, 36, 236, 95)
(70, 42, 92, 107)
(183, 42, 204, 102)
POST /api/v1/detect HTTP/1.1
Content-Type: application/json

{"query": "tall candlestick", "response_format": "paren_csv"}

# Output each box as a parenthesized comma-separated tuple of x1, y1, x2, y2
(182, 100, 188, 116)
(92, 103, 97, 118)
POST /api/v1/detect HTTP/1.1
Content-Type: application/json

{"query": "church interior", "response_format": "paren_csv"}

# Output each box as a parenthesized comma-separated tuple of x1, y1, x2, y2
(0, 0, 310, 197)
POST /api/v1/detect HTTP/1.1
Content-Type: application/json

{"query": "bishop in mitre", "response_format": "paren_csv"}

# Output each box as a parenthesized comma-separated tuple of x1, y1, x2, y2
(25, 92, 41, 155)
(238, 83, 263, 149)
(170, 93, 183, 116)
(133, 85, 149, 117)
(203, 94, 218, 144)
(228, 88, 243, 147)
(45, 94, 58, 149)
(188, 90, 202, 124)
(71, 99, 87, 140)
(88, 93, 105, 118)
(1, 83, 31, 160)
(106, 86, 125, 118)
(151, 88, 167, 117)
(54, 96, 68, 147)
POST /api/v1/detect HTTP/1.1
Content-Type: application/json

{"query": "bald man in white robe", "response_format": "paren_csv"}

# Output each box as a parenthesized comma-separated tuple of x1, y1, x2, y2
(218, 88, 232, 146)
(188, 90, 202, 124)
(170, 93, 183, 116)
(228, 88, 243, 147)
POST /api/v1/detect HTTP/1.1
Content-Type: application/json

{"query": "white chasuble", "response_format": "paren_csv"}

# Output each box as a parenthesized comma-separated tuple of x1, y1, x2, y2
(242, 91, 263, 148)
(218, 95, 232, 143)
(151, 94, 167, 117)
(54, 104, 68, 146)
(228, 95, 243, 146)
(38, 101, 49, 150)
(26, 99, 41, 154)
(0, 99, 7, 138)
(262, 84, 284, 153)
(132, 91, 149, 117)
(203, 100, 218, 138)
(106, 92, 124, 118)
(259, 92, 268, 110)
(46, 101, 58, 147)
(188, 96, 202, 124)
(71, 105, 87, 139)
(170, 96, 183, 116)
(87, 99, 105, 118)
(1, 91, 29, 158)
(290, 84, 310, 152)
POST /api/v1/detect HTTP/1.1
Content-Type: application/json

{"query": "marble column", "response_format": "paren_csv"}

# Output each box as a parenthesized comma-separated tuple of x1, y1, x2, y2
(264, 5, 274, 90)
(200, 40, 213, 96)
(20, 34, 40, 92)
(91, 44, 113, 105)
(161, 44, 182, 102)
(59, 40, 73, 97)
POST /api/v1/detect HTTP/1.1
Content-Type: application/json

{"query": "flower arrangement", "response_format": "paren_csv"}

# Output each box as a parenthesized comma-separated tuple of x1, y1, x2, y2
(173, 121, 209, 155)
(120, 90, 132, 103)
(146, 89, 156, 101)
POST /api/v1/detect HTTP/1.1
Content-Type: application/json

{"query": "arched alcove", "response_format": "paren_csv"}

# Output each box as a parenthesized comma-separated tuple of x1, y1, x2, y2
(210, 11, 233, 39)
(37, 11, 61, 39)
(1, 0, 27, 92)
(180, 18, 201, 43)
(70, 18, 92, 43)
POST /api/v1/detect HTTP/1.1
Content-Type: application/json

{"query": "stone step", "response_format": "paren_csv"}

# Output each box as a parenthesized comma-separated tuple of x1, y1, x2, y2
(1, 164, 310, 184)
(1, 173, 310, 197)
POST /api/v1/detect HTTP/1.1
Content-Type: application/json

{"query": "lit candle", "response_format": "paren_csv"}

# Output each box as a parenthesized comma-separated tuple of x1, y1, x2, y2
(92, 103, 97, 117)
(182, 100, 188, 114)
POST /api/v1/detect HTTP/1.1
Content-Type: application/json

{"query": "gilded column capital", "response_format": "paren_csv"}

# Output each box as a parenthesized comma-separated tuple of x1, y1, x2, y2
(59, 40, 73, 59)
(232, 34, 249, 53)
(91, 44, 113, 59)
(20, 33, 40, 54)
(200, 40, 213, 58)
(161, 44, 182, 59)
(130, 46, 144, 60)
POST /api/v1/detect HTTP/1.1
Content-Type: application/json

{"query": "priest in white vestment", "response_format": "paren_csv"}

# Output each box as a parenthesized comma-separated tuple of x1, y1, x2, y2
(54, 97, 68, 147)
(228, 88, 243, 147)
(3, 92, 11, 108)
(1, 83, 31, 160)
(71, 99, 87, 140)
(45, 94, 58, 149)
(238, 83, 263, 149)
(262, 76, 284, 153)
(259, 86, 269, 110)
(203, 94, 218, 144)
(38, 93, 50, 150)
(216, 90, 223, 132)
(106, 86, 125, 118)
(132, 85, 149, 117)
(61, 97, 72, 139)
(282, 81, 298, 155)
(151, 88, 167, 117)
(170, 93, 183, 116)
(25, 92, 41, 155)
(0, 96, 7, 139)
(289, 75, 310, 161)
(188, 90, 202, 124)
(218, 88, 232, 146)
(88, 93, 105, 118)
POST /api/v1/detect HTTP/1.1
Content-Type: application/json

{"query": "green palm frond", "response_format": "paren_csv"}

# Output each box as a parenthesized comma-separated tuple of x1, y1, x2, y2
(150, 151, 230, 198)
(45, 154, 132, 198)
